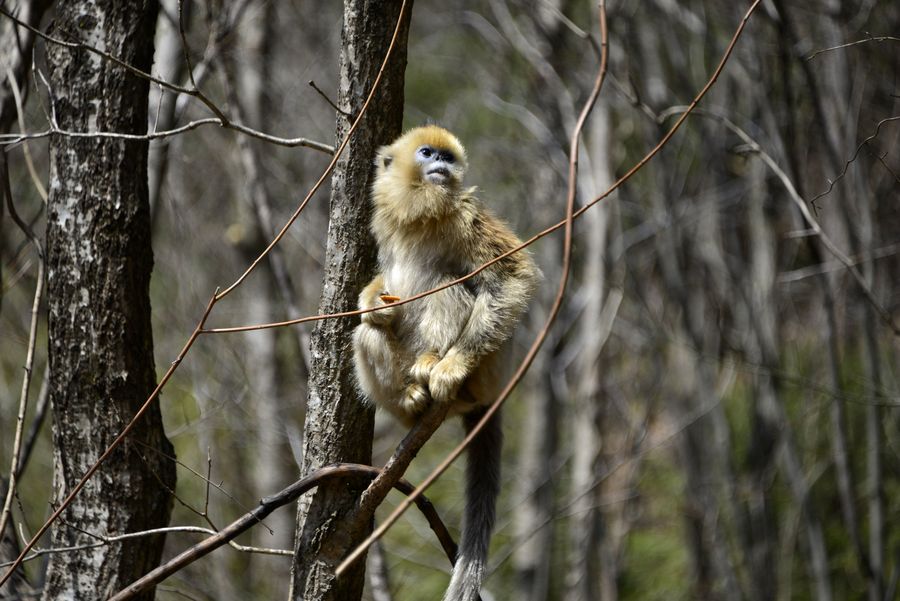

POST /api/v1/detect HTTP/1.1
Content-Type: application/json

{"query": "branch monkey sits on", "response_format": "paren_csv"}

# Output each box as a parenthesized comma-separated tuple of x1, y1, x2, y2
(353, 125, 538, 601)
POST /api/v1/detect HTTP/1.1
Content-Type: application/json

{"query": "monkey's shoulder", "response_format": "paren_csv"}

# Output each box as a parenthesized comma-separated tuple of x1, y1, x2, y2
(462, 201, 538, 285)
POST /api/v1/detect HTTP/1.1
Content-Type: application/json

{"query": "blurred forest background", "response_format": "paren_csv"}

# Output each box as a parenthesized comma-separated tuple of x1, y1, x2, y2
(1, 0, 899, 600)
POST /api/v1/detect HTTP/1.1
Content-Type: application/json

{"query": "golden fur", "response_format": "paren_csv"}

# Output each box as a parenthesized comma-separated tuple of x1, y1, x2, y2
(351, 125, 538, 601)
(354, 125, 538, 423)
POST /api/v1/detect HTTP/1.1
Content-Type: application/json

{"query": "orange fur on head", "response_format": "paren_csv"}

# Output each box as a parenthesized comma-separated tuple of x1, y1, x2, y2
(372, 125, 469, 224)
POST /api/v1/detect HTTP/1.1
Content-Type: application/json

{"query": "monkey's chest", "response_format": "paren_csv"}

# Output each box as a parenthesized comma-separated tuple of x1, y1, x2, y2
(384, 260, 475, 353)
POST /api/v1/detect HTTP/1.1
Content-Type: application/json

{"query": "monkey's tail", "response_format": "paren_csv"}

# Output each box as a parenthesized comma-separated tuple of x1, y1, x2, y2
(443, 408, 502, 601)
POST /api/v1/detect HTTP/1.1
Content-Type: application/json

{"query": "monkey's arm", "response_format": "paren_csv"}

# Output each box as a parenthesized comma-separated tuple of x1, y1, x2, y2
(359, 273, 395, 327)
(354, 273, 432, 421)
(428, 251, 537, 403)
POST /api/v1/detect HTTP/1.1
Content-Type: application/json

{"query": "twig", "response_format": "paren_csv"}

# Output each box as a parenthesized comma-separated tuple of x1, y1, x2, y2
(0, 5, 214, 110)
(806, 35, 900, 60)
(5, 66, 47, 201)
(109, 463, 459, 601)
(806, 115, 900, 205)
(0, 5, 333, 154)
(133, 440, 250, 514)
(658, 106, 900, 337)
(309, 79, 352, 117)
(16, 364, 48, 476)
(0, 525, 290, 569)
(0, 117, 335, 153)
(0, 150, 44, 546)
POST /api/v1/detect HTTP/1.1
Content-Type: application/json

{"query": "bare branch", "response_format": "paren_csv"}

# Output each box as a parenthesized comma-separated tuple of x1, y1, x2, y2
(806, 35, 900, 60)
(0, 151, 45, 545)
(658, 106, 900, 336)
(0, 525, 290, 569)
(0, 117, 335, 153)
(109, 464, 459, 601)
(309, 79, 353, 117)
(806, 115, 900, 205)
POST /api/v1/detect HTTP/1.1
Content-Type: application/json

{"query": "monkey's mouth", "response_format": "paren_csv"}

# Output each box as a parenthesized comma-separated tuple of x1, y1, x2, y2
(425, 167, 451, 184)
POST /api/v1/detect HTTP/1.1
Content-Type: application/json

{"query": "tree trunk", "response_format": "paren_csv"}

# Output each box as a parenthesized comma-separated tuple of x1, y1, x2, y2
(289, 2, 412, 600)
(0, 3, 50, 585)
(42, 2, 175, 599)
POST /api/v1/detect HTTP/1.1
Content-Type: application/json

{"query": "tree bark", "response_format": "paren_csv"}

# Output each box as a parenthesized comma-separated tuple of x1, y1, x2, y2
(42, 2, 175, 599)
(289, 2, 412, 600)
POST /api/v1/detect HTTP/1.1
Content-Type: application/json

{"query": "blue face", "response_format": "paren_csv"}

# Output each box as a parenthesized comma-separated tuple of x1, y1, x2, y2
(415, 145, 457, 185)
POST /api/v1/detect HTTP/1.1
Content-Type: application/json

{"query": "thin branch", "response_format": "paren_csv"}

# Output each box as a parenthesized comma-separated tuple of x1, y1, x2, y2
(133, 440, 252, 516)
(0, 150, 45, 545)
(0, 6, 333, 154)
(0, 525, 290, 568)
(109, 463, 458, 601)
(0, 5, 195, 97)
(5, 66, 47, 201)
(806, 35, 900, 60)
(658, 106, 900, 336)
(0, 117, 335, 153)
(308, 79, 352, 117)
(16, 364, 49, 476)
(806, 115, 900, 205)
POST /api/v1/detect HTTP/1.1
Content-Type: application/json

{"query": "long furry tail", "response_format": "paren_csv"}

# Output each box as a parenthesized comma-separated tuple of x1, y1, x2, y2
(443, 408, 502, 601)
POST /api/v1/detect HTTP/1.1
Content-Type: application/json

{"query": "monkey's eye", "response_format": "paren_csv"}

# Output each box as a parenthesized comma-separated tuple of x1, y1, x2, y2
(441, 151, 456, 164)
(418, 146, 434, 159)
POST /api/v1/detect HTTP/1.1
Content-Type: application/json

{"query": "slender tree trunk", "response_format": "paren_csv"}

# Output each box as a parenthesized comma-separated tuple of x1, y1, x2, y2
(221, 3, 296, 595)
(564, 100, 614, 601)
(148, 0, 190, 231)
(289, 2, 412, 599)
(0, 0, 50, 134)
(514, 349, 558, 601)
(42, 2, 175, 599)
(0, 3, 50, 584)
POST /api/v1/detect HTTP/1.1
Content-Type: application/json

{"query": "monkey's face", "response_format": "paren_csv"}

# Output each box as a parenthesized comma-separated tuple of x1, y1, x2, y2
(375, 126, 468, 190)
(372, 126, 469, 222)
(414, 143, 460, 187)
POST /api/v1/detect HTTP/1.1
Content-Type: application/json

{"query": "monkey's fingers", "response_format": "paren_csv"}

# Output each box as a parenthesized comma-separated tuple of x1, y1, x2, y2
(380, 294, 401, 303)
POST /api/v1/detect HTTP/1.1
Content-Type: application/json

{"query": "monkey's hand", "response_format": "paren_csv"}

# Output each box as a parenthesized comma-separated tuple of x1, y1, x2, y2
(428, 350, 473, 403)
(410, 352, 440, 385)
(359, 275, 396, 327)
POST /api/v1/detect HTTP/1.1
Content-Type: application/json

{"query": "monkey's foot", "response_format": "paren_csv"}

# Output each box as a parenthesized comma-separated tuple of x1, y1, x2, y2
(428, 352, 471, 403)
(410, 352, 440, 385)
(399, 383, 430, 416)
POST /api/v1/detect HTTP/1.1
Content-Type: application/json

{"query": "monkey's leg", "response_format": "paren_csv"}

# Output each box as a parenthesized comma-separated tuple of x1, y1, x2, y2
(353, 323, 429, 419)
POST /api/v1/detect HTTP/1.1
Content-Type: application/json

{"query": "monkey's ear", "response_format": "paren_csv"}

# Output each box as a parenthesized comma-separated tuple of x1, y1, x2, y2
(375, 149, 393, 170)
